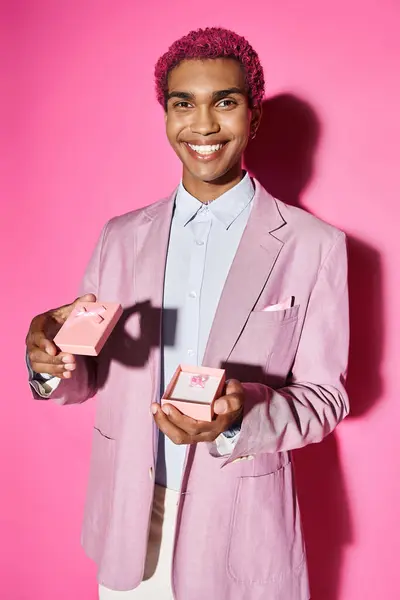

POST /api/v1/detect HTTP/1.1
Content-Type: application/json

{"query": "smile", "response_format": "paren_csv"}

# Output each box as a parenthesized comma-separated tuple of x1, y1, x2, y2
(184, 142, 227, 161)
(188, 143, 224, 154)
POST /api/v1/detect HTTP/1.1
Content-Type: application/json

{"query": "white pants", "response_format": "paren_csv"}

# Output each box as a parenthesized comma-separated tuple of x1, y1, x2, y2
(99, 485, 179, 599)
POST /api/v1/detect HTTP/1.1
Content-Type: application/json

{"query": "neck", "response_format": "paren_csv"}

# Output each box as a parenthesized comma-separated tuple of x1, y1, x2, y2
(182, 163, 244, 203)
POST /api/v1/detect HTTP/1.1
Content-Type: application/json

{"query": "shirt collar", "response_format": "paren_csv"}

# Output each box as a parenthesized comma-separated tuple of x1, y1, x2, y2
(174, 171, 255, 229)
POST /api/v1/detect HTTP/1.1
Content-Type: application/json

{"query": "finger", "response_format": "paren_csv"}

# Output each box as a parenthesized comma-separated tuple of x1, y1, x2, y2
(31, 363, 75, 378)
(151, 404, 189, 445)
(75, 293, 97, 304)
(225, 379, 243, 396)
(30, 359, 76, 376)
(29, 346, 77, 380)
(30, 331, 58, 356)
(214, 394, 243, 415)
(162, 403, 214, 436)
(29, 346, 74, 365)
(29, 348, 76, 378)
(29, 345, 59, 365)
(214, 379, 244, 415)
(53, 293, 97, 322)
(29, 339, 76, 366)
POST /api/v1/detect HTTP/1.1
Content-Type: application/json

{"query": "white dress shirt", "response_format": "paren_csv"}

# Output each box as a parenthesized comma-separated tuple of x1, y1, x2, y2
(157, 172, 255, 489)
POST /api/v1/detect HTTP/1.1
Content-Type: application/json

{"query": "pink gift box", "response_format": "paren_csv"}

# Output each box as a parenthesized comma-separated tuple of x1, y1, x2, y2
(53, 302, 123, 356)
(161, 364, 226, 421)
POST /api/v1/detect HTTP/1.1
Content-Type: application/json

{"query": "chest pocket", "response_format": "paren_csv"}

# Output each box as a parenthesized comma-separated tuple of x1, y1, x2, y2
(225, 305, 299, 384)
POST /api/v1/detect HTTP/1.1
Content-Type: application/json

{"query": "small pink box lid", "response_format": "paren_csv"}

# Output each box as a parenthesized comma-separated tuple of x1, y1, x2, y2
(53, 301, 123, 356)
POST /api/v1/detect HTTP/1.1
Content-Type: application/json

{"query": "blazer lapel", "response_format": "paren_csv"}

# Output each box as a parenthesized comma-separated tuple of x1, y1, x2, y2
(131, 192, 176, 395)
(134, 191, 176, 309)
(202, 180, 286, 368)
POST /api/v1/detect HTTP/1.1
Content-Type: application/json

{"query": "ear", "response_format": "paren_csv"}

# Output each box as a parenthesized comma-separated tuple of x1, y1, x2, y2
(250, 104, 262, 138)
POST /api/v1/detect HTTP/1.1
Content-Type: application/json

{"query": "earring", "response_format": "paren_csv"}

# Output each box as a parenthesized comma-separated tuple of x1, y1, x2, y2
(251, 130, 257, 140)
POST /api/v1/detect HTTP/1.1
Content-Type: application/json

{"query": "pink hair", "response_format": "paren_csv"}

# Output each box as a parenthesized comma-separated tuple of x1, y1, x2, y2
(154, 27, 265, 109)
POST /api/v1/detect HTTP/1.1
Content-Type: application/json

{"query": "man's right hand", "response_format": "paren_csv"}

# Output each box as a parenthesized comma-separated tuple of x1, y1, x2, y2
(26, 294, 97, 379)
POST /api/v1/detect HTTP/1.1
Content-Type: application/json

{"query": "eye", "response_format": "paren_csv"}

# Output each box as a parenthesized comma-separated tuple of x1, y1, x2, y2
(217, 99, 237, 108)
(174, 101, 193, 109)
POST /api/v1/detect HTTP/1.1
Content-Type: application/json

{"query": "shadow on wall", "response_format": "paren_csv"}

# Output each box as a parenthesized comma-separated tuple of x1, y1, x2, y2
(245, 94, 384, 600)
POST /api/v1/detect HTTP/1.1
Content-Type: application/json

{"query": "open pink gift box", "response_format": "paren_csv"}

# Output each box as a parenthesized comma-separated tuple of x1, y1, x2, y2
(53, 301, 123, 356)
(161, 364, 226, 421)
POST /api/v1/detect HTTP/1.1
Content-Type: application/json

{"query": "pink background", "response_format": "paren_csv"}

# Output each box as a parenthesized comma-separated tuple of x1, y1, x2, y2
(2, 1, 399, 598)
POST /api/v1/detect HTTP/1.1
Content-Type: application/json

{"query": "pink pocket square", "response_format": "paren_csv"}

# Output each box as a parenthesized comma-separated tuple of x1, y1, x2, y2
(261, 297, 294, 312)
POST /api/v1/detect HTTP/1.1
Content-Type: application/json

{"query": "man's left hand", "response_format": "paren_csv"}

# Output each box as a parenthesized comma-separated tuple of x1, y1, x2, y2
(151, 379, 244, 445)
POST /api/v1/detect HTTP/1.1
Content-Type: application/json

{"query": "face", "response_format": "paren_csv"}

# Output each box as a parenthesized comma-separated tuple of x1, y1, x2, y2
(165, 58, 261, 189)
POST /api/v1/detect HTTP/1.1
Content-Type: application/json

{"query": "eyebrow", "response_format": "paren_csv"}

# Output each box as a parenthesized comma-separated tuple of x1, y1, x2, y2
(167, 87, 245, 102)
(213, 88, 244, 101)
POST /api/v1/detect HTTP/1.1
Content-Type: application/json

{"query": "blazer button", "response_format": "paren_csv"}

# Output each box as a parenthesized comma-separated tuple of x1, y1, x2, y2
(149, 466, 154, 481)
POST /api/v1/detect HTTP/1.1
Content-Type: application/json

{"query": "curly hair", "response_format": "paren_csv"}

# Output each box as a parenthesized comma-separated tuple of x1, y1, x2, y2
(154, 27, 265, 109)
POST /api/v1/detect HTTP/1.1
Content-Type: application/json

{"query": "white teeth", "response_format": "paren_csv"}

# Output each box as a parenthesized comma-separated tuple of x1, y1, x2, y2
(188, 143, 224, 155)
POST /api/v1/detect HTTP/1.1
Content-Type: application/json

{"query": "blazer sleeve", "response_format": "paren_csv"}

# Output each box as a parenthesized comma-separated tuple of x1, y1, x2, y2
(29, 223, 109, 405)
(223, 231, 349, 464)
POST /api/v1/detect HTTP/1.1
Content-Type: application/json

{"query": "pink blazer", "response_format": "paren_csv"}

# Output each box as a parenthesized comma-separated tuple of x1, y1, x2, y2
(32, 179, 349, 599)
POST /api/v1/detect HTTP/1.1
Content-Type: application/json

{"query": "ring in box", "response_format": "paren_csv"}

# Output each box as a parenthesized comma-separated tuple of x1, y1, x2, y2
(161, 364, 226, 421)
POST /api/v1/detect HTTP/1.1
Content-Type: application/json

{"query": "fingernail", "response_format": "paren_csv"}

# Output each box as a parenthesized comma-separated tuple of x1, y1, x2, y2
(63, 371, 72, 379)
(151, 404, 158, 415)
(215, 400, 228, 414)
(162, 406, 170, 416)
(64, 363, 76, 371)
(62, 356, 71, 363)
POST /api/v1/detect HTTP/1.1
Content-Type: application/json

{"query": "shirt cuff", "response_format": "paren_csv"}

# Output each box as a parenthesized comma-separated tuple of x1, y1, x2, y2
(26, 349, 61, 398)
(215, 429, 241, 456)
(29, 376, 62, 398)
(222, 421, 242, 438)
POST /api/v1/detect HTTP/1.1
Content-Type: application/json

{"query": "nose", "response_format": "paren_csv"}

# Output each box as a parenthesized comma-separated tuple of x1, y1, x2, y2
(190, 106, 220, 136)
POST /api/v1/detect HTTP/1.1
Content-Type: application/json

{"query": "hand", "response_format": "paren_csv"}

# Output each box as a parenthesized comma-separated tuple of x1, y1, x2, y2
(26, 294, 97, 379)
(151, 379, 244, 445)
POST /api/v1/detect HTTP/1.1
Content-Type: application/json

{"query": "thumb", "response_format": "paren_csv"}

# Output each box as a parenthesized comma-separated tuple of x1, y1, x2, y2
(75, 293, 97, 305)
(67, 293, 97, 315)
(214, 379, 243, 415)
(225, 379, 243, 396)
(55, 293, 97, 322)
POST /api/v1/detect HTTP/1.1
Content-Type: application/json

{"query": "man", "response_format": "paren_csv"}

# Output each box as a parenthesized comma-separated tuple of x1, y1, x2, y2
(26, 27, 349, 600)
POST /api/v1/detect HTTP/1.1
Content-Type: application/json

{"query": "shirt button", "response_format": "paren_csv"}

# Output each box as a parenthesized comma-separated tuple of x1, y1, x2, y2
(189, 291, 197, 299)
(187, 349, 195, 357)
(196, 240, 204, 246)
